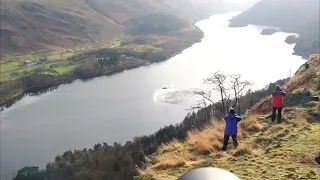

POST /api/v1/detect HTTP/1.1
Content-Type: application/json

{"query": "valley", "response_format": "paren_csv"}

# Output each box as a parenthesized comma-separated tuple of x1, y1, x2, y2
(1, 0, 319, 180)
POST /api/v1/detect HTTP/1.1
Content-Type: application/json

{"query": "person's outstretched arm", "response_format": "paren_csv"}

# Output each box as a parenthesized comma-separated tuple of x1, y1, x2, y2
(236, 115, 242, 122)
(282, 91, 286, 97)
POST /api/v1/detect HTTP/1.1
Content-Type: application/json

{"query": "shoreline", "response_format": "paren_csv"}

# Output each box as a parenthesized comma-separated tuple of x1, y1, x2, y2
(0, 34, 202, 110)
(0, 62, 148, 109)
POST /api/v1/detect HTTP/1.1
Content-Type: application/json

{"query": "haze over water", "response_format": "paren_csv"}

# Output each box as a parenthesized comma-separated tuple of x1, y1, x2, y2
(0, 12, 305, 179)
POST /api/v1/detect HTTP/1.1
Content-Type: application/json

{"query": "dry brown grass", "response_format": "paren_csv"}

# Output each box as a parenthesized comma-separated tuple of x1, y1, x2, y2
(158, 139, 185, 154)
(187, 121, 225, 154)
(268, 125, 285, 134)
(137, 120, 228, 179)
(138, 104, 320, 179)
(249, 97, 272, 115)
(232, 144, 253, 157)
(292, 118, 309, 128)
(141, 117, 265, 177)
(239, 115, 263, 133)
(150, 140, 199, 171)
(152, 153, 187, 170)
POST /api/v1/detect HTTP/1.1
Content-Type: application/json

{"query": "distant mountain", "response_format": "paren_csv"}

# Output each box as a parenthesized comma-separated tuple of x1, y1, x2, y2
(229, 0, 320, 58)
(0, 0, 123, 55)
(0, 0, 234, 56)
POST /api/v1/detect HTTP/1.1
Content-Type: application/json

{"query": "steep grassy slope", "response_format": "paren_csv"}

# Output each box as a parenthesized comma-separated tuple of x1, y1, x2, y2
(228, 0, 320, 58)
(123, 13, 188, 35)
(0, 0, 123, 55)
(85, 0, 171, 24)
(85, 0, 230, 24)
(137, 54, 320, 180)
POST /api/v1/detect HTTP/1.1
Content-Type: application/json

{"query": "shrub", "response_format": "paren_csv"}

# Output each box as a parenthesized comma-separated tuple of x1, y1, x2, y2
(34, 66, 46, 74)
(10, 71, 20, 77)
(284, 92, 310, 107)
(49, 64, 58, 69)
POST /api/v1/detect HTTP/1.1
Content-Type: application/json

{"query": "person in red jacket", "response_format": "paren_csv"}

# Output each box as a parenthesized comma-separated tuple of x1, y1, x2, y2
(271, 85, 286, 123)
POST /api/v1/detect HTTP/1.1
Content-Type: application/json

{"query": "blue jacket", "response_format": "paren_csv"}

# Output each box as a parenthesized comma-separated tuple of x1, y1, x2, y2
(224, 114, 242, 135)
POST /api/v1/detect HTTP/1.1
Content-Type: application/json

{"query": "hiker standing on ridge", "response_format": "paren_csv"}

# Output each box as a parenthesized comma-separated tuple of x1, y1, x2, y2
(271, 85, 286, 123)
(222, 108, 242, 151)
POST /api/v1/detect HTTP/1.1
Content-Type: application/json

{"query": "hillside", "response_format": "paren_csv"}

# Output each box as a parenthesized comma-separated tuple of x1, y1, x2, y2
(0, 0, 123, 55)
(137, 54, 320, 179)
(228, 0, 320, 58)
(0, 0, 225, 56)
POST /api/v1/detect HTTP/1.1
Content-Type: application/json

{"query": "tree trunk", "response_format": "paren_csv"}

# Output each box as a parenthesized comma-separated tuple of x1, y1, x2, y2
(237, 83, 241, 114)
(220, 87, 225, 116)
(225, 98, 229, 113)
(233, 87, 238, 108)
(238, 97, 241, 114)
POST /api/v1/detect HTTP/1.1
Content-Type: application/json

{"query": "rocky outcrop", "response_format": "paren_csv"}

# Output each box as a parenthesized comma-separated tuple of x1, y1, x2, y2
(260, 29, 278, 35)
(285, 35, 298, 44)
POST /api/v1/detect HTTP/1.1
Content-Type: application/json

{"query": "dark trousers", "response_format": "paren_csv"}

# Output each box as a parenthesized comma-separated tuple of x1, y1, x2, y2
(315, 155, 320, 165)
(222, 135, 238, 151)
(271, 107, 282, 122)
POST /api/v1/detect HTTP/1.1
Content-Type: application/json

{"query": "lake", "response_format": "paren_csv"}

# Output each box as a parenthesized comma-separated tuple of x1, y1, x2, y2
(0, 12, 305, 179)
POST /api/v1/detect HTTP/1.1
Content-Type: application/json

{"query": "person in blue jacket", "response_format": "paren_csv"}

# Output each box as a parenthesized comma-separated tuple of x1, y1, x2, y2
(222, 108, 242, 151)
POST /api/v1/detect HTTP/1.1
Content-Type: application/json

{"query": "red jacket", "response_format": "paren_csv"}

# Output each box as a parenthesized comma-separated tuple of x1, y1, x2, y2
(272, 90, 286, 108)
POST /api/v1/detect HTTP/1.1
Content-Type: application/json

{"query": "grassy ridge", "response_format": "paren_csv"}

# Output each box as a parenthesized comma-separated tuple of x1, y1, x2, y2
(137, 101, 320, 180)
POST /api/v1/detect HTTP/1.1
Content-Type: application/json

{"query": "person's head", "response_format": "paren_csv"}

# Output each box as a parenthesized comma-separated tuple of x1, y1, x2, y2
(275, 85, 281, 91)
(229, 108, 235, 114)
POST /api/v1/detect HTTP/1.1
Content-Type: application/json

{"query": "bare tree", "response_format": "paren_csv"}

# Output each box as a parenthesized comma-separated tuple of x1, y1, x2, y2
(246, 88, 255, 108)
(189, 90, 211, 111)
(193, 90, 214, 105)
(190, 71, 252, 117)
(189, 89, 216, 121)
(204, 71, 228, 116)
(230, 74, 251, 114)
(223, 92, 231, 113)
